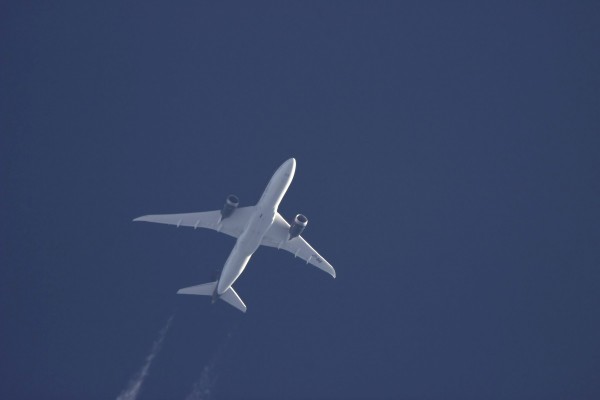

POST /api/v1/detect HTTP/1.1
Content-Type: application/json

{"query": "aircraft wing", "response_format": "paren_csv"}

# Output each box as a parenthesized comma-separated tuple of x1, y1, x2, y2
(261, 213, 336, 278)
(133, 206, 255, 239)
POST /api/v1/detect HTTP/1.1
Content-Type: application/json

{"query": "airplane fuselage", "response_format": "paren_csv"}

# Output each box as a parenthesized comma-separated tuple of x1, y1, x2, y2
(134, 156, 335, 312)
(216, 158, 296, 294)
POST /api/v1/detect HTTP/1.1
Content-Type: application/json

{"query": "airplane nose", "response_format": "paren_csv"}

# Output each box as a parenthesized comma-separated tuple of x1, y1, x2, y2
(287, 158, 296, 174)
(276, 158, 296, 179)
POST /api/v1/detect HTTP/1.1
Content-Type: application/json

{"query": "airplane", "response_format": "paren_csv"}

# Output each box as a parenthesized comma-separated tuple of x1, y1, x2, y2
(133, 158, 336, 313)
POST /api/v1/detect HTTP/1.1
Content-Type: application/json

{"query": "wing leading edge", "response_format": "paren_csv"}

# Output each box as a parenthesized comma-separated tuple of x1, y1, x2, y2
(261, 213, 336, 278)
(133, 206, 255, 239)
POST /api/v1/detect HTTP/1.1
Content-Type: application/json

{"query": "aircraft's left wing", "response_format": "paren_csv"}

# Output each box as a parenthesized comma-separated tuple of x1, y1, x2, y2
(133, 206, 255, 239)
(261, 213, 336, 278)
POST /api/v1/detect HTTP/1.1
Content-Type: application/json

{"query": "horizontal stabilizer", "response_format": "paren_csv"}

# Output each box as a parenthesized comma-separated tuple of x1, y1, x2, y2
(177, 281, 217, 296)
(177, 281, 247, 313)
(220, 286, 247, 313)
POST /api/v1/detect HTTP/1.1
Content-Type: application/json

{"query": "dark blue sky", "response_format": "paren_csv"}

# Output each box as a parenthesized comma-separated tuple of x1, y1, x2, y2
(2, 2, 599, 399)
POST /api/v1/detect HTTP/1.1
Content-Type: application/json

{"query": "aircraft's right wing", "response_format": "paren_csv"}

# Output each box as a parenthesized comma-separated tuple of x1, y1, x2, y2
(261, 213, 336, 278)
(133, 206, 255, 239)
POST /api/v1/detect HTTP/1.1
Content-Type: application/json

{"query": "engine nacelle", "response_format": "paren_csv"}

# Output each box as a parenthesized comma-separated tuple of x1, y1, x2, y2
(220, 195, 239, 220)
(288, 214, 308, 240)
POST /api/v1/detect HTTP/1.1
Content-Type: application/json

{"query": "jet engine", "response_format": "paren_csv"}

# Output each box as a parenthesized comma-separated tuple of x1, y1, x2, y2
(288, 214, 308, 240)
(220, 195, 239, 220)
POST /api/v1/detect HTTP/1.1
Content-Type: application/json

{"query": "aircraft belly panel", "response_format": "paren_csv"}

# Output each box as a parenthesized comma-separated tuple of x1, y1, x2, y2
(217, 246, 252, 294)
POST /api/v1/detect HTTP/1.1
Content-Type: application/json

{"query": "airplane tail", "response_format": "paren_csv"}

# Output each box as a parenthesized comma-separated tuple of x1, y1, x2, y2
(177, 281, 247, 313)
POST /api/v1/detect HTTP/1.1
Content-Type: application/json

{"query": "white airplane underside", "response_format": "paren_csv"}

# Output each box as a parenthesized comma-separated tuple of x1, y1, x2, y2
(133, 158, 335, 313)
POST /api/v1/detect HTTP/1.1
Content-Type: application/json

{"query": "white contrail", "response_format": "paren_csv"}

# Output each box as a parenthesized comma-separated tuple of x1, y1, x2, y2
(184, 328, 236, 400)
(116, 315, 174, 400)
(185, 363, 218, 400)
